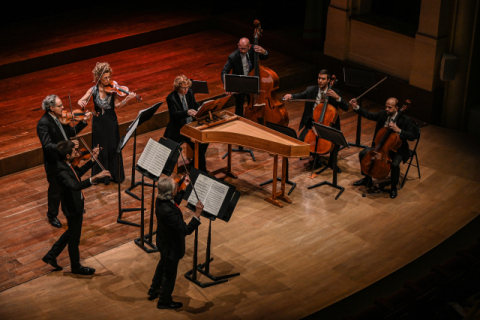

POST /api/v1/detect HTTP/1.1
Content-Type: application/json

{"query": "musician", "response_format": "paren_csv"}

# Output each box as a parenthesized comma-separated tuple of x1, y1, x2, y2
(41, 140, 111, 274)
(37, 94, 92, 228)
(350, 97, 417, 199)
(283, 69, 348, 170)
(148, 177, 203, 310)
(164, 75, 209, 172)
(78, 62, 136, 185)
(221, 37, 269, 116)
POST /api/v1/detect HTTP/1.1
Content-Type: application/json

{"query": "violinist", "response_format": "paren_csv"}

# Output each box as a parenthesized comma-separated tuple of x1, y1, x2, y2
(78, 62, 137, 185)
(36, 94, 92, 228)
(283, 69, 348, 170)
(350, 97, 417, 199)
(163, 75, 209, 173)
(41, 140, 111, 275)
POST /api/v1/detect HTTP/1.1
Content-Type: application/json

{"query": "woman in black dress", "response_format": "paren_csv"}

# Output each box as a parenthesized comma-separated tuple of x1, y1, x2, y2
(78, 62, 136, 184)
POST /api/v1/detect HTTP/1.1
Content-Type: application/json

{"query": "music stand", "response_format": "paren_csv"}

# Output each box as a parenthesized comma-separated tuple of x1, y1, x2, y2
(116, 102, 162, 227)
(259, 122, 297, 195)
(221, 74, 259, 161)
(184, 168, 241, 288)
(308, 123, 349, 200)
(343, 68, 376, 149)
(190, 80, 209, 94)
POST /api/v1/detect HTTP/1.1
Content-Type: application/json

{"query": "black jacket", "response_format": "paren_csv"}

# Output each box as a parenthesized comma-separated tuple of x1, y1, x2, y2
(221, 47, 269, 81)
(355, 107, 418, 162)
(56, 160, 93, 217)
(163, 89, 200, 143)
(37, 112, 87, 170)
(155, 191, 201, 261)
(292, 86, 348, 131)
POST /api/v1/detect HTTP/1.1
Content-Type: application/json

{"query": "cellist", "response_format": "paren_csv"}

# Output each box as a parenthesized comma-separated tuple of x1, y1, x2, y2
(349, 97, 417, 199)
(283, 69, 348, 171)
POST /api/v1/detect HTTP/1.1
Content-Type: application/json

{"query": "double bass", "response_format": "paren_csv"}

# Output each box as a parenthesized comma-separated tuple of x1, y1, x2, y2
(302, 75, 338, 154)
(360, 100, 411, 179)
(244, 20, 289, 126)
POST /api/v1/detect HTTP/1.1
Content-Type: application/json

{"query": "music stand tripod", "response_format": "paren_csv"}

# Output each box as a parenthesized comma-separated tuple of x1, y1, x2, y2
(308, 123, 349, 200)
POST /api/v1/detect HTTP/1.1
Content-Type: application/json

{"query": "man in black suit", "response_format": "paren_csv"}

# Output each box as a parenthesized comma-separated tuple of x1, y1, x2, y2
(36, 94, 92, 228)
(283, 69, 349, 170)
(148, 177, 203, 310)
(41, 140, 110, 275)
(164, 75, 209, 172)
(221, 37, 269, 117)
(349, 97, 417, 199)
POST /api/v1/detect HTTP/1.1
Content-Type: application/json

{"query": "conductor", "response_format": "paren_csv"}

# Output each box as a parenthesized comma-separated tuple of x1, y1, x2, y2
(148, 177, 203, 310)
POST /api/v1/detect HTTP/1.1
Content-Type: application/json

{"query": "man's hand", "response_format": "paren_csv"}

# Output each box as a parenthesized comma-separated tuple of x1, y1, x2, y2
(253, 45, 266, 55)
(92, 170, 111, 182)
(283, 94, 292, 101)
(326, 89, 340, 100)
(194, 201, 204, 218)
(225, 92, 233, 96)
(349, 99, 358, 109)
(91, 144, 101, 161)
(184, 175, 191, 187)
(72, 140, 80, 149)
(187, 109, 197, 116)
(388, 122, 401, 133)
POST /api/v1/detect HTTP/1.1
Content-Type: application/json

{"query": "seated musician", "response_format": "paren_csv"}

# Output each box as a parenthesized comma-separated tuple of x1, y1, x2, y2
(148, 177, 203, 310)
(42, 140, 111, 275)
(283, 69, 348, 171)
(349, 98, 417, 199)
(164, 75, 209, 172)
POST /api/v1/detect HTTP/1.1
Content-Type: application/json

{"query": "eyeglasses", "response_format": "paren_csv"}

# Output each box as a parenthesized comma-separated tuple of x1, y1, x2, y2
(180, 87, 189, 90)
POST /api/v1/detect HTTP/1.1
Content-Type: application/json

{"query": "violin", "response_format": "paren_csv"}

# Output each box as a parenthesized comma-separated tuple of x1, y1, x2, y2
(360, 100, 411, 180)
(174, 175, 188, 191)
(58, 109, 99, 125)
(244, 20, 289, 126)
(71, 148, 91, 167)
(302, 75, 338, 154)
(104, 80, 142, 102)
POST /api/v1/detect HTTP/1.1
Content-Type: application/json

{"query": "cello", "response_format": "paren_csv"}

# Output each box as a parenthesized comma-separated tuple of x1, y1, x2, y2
(360, 100, 411, 179)
(302, 75, 338, 154)
(243, 20, 289, 126)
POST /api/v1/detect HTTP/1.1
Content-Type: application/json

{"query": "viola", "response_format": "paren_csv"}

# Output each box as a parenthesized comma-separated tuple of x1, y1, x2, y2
(174, 175, 188, 191)
(104, 80, 142, 102)
(243, 20, 289, 126)
(58, 109, 99, 125)
(360, 100, 411, 180)
(302, 75, 338, 154)
(71, 148, 91, 167)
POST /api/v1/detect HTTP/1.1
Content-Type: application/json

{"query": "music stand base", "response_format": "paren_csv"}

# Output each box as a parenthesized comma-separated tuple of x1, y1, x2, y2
(196, 258, 240, 282)
(134, 233, 158, 253)
(185, 269, 228, 288)
(117, 207, 144, 227)
(308, 181, 345, 200)
(126, 180, 154, 201)
(222, 148, 255, 161)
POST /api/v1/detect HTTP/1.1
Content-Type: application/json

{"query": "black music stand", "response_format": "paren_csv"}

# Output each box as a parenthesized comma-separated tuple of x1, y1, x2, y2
(133, 138, 181, 253)
(343, 68, 376, 149)
(184, 168, 241, 288)
(221, 74, 260, 161)
(308, 123, 349, 200)
(259, 122, 297, 195)
(190, 80, 209, 94)
(116, 102, 162, 227)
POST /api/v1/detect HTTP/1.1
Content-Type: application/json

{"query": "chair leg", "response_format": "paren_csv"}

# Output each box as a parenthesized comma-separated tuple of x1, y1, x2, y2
(401, 157, 414, 189)
(415, 153, 421, 179)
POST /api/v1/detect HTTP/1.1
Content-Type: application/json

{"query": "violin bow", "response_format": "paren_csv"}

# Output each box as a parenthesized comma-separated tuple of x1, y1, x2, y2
(79, 137, 106, 171)
(353, 77, 387, 102)
(177, 143, 201, 203)
(68, 92, 78, 140)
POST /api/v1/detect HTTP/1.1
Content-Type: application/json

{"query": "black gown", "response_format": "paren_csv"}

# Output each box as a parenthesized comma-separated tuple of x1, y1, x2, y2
(91, 85, 125, 183)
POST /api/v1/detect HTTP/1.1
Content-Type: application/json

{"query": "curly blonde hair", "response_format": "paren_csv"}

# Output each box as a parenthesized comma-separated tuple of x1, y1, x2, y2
(173, 75, 191, 91)
(92, 62, 112, 82)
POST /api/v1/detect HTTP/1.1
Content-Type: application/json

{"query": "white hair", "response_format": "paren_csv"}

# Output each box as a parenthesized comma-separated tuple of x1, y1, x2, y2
(157, 177, 176, 200)
(42, 94, 58, 111)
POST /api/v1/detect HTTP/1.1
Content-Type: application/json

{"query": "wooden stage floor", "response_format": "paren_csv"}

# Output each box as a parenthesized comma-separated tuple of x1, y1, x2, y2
(1, 102, 479, 319)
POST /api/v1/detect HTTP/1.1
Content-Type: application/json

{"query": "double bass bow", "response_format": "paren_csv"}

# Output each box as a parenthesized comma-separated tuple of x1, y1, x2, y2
(243, 20, 289, 126)
(360, 100, 411, 180)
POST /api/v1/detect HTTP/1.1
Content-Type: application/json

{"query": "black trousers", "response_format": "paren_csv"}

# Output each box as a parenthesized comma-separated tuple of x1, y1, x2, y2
(151, 255, 180, 304)
(183, 136, 209, 173)
(45, 163, 61, 219)
(359, 147, 403, 189)
(48, 214, 83, 269)
(234, 94, 247, 117)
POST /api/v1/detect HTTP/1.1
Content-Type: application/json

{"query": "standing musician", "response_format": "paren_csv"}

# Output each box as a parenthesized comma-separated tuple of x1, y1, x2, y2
(148, 177, 203, 310)
(283, 69, 348, 171)
(78, 62, 137, 185)
(41, 140, 111, 275)
(221, 37, 269, 117)
(164, 75, 209, 172)
(37, 94, 92, 228)
(349, 97, 417, 199)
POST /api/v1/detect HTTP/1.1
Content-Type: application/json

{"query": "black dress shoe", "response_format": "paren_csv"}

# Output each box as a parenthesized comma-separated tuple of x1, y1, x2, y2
(48, 217, 62, 228)
(329, 166, 342, 173)
(42, 254, 63, 270)
(72, 266, 96, 275)
(390, 188, 398, 199)
(157, 301, 183, 310)
(353, 177, 370, 186)
(147, 287, 161, 300)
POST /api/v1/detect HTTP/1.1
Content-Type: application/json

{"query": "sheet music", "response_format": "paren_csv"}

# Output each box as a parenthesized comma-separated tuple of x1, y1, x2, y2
(187, 174, 229, 216)
(195, 100, 213, 116)
(137, 138, 171, 178)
